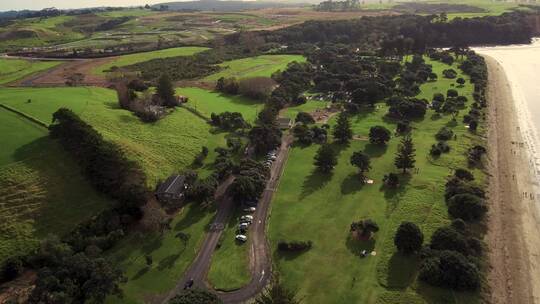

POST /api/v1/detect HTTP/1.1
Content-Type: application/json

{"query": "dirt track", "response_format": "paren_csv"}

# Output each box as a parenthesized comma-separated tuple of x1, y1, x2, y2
(485, 56, 540, 304)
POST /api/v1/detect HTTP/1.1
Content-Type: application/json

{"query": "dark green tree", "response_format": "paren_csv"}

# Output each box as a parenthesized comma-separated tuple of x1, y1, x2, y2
(369, 126, 391, 145)
(314, 144, 337, 173)
(394, 135, 416, 174)
(157, 73, 176, 107)
(333, 112, 353, 144)
(394, 222, 424, 255)
(350, 151, 371, 180)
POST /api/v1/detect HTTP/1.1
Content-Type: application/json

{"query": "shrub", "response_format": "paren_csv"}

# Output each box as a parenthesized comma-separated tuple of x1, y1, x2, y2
(216, 77, 239, 95)
(277, 240, 313, 252)
(433, 93, 445, 103)
(430, 226, 469, 255)
(447, 89, 458, 98)
(295, 112, 315, 125)
(419, 250, 480, 291)
(468, 145, 486, 166)
(454, 168, 474, 181)
(394, 222, 424, 255)
(168, 289, 222, 304)
(447, 193, 487, 221)
(442, 69, 457, 79)
(383, 173, 400, 188)
(435, 127, 453, 141)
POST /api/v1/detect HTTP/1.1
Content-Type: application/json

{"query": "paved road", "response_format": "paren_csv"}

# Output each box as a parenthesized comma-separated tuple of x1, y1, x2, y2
(160, 135, 292, 304)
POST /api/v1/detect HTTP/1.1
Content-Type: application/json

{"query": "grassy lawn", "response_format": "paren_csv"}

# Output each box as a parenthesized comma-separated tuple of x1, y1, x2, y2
(106, 203, 216, 303)
(177, 87, 264, 122)
(207, 208, 251, 291)
(92, 46, 209, 75)
(204, 55, 306, 81)
(0, 108, 111, 264)
(267, 58, 484, 304)
(0, 87, 220, 187)
(283, 99, 329, 120)
(0, 59, 63, 85)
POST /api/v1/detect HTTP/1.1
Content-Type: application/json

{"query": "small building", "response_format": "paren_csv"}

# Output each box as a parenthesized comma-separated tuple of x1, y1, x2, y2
(278, 117, 293, 130)
(156, 175, 187, 203)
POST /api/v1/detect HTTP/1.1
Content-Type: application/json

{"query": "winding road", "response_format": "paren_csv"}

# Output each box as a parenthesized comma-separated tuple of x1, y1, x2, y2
(160, 135, 293, 304)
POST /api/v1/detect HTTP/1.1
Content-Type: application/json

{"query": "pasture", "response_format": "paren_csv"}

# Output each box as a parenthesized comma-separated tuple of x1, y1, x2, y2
(0, 107, 111, 264)
(0, 59, 63, 85)
(267, 58, 484, 304)
(177, 87, 264, 122)
(203, 54, 306, 81)
(91, 46, 209, 75)
(0, 87, 219, 187)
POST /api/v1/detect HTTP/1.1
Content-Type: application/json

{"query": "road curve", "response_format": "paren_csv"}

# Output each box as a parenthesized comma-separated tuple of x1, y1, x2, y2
(160, 135, 293, 304)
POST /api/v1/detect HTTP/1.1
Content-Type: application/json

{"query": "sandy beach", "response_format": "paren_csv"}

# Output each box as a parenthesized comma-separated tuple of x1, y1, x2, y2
(476, 45, 540, 304)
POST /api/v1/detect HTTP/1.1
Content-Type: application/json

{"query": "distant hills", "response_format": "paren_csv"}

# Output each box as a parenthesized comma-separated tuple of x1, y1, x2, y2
(154, 0, 310, 12)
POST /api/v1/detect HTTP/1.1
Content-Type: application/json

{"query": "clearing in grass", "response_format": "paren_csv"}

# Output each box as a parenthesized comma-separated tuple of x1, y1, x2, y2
(204, 54, 306, 81)
(267, 57, 484, 304)
(0, 107, 111, 264)
(0, 87, 220, 187)
(0, 58, 63, 85)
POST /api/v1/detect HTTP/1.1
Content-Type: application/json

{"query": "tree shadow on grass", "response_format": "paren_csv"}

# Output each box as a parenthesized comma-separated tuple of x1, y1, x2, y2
(157, 253, 181, 270)
(174, 203, 215, 232)
(380, 173, 412, 200)
(132, 266, 149, 280)
(273, 248, 309, 261)
(141, 236, 163, 255)
(341, 173, 365, 195)
(300, 170, 332, 199)
(364, 143, 388, 158)
(415, 280, 467, 304)
(385, 252, 420, 290)
(345, 234, 376, 258)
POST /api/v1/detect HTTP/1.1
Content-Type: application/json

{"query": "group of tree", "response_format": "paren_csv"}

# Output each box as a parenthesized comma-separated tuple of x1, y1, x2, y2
(229, 159, 270, 204)
(216, 76, 277, 101)
(431, 126, 454, 156)
(293, 124, 328, 145)
(210, 112, 250, 131)
(386, 96, 428, 120)
(315, 0, 360, 12)
(278, 240, 313, 252)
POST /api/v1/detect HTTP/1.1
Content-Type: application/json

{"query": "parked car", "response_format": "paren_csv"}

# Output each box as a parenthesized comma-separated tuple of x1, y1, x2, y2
(268, 155, 277, 161)
(241, 215, 253, 221)
(243, 207, 256, 212)
(183, 278, 194, 289)
(236, 234, 247, 242)
(239, 222, 249, 230)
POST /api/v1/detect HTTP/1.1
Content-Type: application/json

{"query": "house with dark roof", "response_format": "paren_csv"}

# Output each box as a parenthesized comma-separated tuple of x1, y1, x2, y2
(156, 175, 187, 203)
(277, 117, 293, 129)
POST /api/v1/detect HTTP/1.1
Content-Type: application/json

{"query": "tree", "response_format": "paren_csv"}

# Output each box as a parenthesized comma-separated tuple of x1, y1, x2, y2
(350, 151, 371, 180)
(157, 73, 176, 107)
(314, 144, 337, 173)
(255, 276, 300, 304)
(447, 193, 487, 221)
(350, 219, 379, 239)
(295, 112, 315, 125)
(168, 289, 222, 304)
(429, 226, 469, 255)
(394, 135, 416, 174)
(383, 173, 400, 188)
(394, 222, 423, 255)
(249, 125, 282, 155)
(333, 112, 353, 144)
(419, 250, 480, 291)
(456, 77, 466, 86)
(369, 126, 391, 145)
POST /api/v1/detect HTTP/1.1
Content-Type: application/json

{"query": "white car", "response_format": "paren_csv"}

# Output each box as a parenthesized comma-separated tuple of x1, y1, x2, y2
(243, 207, 256, 212)
(268, 155, 277, 161)
(235, 235, 247, 242)
(240, 215, 254, 221)
(239, 222, 249, 230)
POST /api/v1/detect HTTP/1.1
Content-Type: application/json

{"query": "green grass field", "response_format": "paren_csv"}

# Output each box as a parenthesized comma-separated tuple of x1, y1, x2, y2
(106, 203, 216, 304)
(92, 46, 209, 75)
(177, 87, 264, 122)
(204, 55, 306, 81)
(0, 87, 220, 187)
(207, 208, 251, 291)
(267, 58, 485, 304)
(0, 107, 111, 264)
(0, 58, 63, 85)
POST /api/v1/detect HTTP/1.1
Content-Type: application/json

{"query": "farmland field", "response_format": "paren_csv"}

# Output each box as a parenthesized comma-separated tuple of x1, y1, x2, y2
(177, 87, 264, 122)
(0, 107, 111, 264)
(0, 87, 221, 187)
(0, 58, 63, 85)
(91, 46, 209, 75)
(203, 54, 306, 81)
(267, 58, 484, 304)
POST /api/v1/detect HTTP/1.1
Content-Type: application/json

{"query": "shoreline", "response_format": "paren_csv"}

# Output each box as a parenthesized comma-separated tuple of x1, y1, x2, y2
(484, 55, 540, 304)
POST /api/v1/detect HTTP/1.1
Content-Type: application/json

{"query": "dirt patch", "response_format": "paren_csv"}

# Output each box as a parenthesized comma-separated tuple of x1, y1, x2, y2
(13, 57, 114, 87)
(0, 271, 36, 303)
(485, 55, 540, 304)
